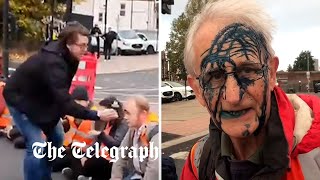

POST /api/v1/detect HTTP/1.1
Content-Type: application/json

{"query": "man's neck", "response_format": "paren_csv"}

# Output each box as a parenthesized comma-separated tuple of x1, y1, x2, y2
(229, 128, 266, 160)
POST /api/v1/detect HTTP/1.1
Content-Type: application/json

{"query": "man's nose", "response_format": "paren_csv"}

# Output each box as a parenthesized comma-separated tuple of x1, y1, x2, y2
(223, 75, 241, 104)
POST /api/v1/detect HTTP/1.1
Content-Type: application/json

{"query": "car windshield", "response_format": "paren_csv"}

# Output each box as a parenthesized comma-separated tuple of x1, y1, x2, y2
(161, 82, 167, 87)
(166, 82, 184, 87)
(118, 30, 138, 39)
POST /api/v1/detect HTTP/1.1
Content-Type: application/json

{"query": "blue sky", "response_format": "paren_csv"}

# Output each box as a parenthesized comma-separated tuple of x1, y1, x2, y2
(160, 0, 320, 71)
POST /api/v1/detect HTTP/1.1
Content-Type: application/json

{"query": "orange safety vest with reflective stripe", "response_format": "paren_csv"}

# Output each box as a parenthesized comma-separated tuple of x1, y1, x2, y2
(63, 116, 95, 150)
(0, 107, 12, 128)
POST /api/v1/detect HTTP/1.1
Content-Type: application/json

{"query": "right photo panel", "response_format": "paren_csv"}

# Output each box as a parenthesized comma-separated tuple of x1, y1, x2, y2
(161, 0, 320, 180)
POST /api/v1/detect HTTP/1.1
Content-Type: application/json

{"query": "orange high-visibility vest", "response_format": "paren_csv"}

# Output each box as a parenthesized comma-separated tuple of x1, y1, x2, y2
(63, 116, 95, 150)
(0, 107, 12, 128)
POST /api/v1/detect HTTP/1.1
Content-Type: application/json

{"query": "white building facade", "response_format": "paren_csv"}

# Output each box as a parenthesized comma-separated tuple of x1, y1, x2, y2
(72, 0, 158, 32)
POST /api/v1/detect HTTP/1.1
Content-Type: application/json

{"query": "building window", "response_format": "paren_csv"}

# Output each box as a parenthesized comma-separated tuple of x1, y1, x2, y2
(98, 13, 103, 22)
(120, 3, 125, 16)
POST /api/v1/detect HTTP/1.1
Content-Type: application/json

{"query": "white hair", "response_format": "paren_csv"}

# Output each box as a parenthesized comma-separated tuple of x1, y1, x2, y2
(184, 0, 275, 77)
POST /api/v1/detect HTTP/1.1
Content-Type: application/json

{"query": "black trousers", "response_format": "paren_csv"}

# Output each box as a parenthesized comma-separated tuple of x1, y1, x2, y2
(104, 45, 112, 60)
(90, 46, 100, 58)
(71, 156, 112, 180)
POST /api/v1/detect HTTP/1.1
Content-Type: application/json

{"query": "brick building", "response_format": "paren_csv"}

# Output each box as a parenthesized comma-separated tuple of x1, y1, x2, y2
(277, 71, 320, 92)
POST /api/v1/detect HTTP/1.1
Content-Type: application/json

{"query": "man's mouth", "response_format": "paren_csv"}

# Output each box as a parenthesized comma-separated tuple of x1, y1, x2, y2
(220, 108, 250, 119)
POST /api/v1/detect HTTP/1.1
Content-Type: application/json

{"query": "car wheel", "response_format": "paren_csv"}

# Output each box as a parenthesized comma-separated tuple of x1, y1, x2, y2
(117, 48, 122, 56)
(147, 46, 155, 54)
(173, 92, 183, 101)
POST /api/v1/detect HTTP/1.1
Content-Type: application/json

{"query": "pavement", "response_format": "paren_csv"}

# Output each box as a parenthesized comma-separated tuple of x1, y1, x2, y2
(161, 99, 209, 178)
(0, 54, 159, 180)
(96, 54, 159, 74)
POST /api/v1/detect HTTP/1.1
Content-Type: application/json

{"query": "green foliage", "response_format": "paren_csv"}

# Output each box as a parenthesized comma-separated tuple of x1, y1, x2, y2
(287, 64, 293, 72)
(292, 51, 315, 71)
(0, 0, 83, 41)
(165, 0, 218, 80)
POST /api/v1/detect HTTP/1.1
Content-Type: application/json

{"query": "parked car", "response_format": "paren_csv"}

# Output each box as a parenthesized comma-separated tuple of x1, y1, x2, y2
(136, 32, 158, 54)
(315, 83, 320, 93)
(96, 30, 144, 55)
(163, 81, 195, 101)
(161, 82, 174, 103)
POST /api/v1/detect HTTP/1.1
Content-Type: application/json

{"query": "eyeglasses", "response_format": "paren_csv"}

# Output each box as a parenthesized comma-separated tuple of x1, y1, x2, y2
(74, 43, 88, 49)
(196, 64, 269, 89)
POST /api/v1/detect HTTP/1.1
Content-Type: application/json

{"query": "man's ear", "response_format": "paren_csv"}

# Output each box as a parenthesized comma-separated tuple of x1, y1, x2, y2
(188, 75, 206, 107)
(269, 56, 279, 90)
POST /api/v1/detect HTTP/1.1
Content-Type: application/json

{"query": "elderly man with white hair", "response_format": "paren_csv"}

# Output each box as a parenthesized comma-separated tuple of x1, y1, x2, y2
(181, 0, 320, 180)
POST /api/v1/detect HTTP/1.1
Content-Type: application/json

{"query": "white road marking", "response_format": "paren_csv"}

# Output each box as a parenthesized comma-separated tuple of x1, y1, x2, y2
(170, 151, 189, 160)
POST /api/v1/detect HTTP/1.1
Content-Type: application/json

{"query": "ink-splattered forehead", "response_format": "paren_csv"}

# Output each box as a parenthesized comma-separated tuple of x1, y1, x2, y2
(193, 22, 270, 75)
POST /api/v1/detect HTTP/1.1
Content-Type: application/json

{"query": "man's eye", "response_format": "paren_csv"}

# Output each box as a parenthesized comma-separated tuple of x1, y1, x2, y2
(239, 68, 258, 74)
(212, 72, 224, 80)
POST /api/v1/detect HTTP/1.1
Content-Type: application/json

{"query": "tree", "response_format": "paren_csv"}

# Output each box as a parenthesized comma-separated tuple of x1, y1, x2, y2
(287, 64, 293, 72)
(165, 0, 218, 81)
(292, 51, 315, 71)
(166, 13, 190, 81)
(0, 0, 83, 41)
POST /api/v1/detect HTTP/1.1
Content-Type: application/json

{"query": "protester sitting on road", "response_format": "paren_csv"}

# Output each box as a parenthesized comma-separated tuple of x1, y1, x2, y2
(180, 0, 320, 179)
(52, 86, 96, 173)
(3, 21, 119, 180)
(62, 96, 128, 180)
(111, 96, 159, 180)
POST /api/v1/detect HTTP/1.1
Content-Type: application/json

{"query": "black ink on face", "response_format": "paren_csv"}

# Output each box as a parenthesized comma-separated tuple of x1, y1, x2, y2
(198, 23, 270, 134)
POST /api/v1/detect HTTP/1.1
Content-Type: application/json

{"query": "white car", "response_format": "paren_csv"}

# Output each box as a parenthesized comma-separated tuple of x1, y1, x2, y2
(97, 30, 144, 55)
(161, 82, 174, 102)
(163, 81, 195, 101)
(115, 30, 144, 55)
(136, 32, 158, 54)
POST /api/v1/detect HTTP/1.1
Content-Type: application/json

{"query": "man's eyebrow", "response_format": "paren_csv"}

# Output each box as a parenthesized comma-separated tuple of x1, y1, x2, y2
(236, 62, 261, 68)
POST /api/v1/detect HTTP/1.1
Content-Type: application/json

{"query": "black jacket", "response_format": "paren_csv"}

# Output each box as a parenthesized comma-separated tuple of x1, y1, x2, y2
(3, 41, 99, 133)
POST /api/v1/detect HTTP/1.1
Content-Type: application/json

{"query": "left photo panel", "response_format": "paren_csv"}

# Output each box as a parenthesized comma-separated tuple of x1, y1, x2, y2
(0, 0, 160, 179)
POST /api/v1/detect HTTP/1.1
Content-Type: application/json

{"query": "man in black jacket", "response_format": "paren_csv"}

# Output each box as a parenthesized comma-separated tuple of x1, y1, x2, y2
(3, 22, 118, 180)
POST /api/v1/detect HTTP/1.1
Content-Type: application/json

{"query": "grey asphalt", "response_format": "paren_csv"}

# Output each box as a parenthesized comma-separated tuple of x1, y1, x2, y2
(0, 69, 159, 180)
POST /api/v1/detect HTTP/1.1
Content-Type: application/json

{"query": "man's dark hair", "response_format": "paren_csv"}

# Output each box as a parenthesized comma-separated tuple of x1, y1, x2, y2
(58, 21, 89, 45)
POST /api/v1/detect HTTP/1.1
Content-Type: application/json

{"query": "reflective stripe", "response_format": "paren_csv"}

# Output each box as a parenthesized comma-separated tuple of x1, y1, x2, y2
(215, 171, 224, 180)
(1, 114, 12, 119)
(70, 127, 95, 139)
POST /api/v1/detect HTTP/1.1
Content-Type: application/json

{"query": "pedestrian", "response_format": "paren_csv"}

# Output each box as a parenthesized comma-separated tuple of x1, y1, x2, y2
(180, 0, 320, 179)
(89, 24, 102, 59)
(111, 96, 159, 180)
(3, 21, 118, 180)
(102, 27, 117, 60)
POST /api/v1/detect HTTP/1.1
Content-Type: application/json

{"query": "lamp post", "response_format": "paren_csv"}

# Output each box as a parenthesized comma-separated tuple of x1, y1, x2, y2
(50, 0, 55, 41)
(2, 0, 9, 78)
(130, 0, 133, 29)
(307, 56, 310, 93)
(104, 0, 108, 34)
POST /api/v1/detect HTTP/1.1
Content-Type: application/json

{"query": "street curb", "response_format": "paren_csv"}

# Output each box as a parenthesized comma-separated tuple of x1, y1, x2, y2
(96, 67, 158, 75)
(162, 130, 209, 149)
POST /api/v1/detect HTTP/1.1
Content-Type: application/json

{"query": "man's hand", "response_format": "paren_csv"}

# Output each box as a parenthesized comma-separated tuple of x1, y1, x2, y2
(98, 109, 118, 122)
(88, 130, 101, 136)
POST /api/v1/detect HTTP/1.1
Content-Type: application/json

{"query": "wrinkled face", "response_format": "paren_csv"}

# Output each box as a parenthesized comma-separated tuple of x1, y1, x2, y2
(124, 99, 141, 128)
(189, 21, 278, 138)
(75, 100, 89, 107)
(67, 34, 89, 60)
